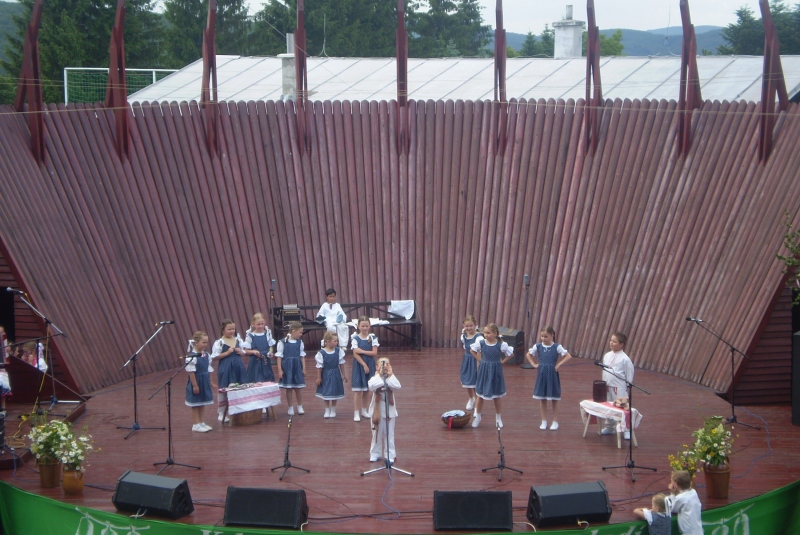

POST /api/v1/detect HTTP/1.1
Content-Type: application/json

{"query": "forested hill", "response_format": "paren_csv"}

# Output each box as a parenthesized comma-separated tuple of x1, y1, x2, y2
(0, 1, 24, 67)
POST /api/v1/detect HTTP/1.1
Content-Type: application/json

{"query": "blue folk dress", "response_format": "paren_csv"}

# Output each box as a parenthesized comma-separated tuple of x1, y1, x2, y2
(532, 343, 563, 400)
(216, 339, 246, 388)
(460, 332, 482, 388)
(474, 340, 509, 399)
(246, 331, 275, 383)
(350, 333, 378, 392)
(185, 352, 214, 407)
(278, 338, 306, 389)
(315, 347, 346, 400)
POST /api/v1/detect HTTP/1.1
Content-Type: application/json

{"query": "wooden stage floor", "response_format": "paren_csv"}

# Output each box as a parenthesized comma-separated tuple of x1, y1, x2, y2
(2, 349, 799, 532)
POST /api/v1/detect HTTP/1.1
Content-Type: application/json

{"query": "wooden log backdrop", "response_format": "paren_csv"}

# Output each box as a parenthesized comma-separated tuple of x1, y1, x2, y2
(0, 98, 798, 394)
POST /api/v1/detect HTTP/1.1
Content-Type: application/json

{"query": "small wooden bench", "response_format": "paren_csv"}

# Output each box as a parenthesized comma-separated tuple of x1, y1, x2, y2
(273, 302, 422, 350)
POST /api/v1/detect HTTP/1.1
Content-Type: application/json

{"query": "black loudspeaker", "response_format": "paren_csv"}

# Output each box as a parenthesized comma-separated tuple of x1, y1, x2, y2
(112, 471, 193, 519)
(526, 481, 611, 528)
(224, 487, 308, 529)
(433, 490, 513, 531)
(498, 326, 525, 365)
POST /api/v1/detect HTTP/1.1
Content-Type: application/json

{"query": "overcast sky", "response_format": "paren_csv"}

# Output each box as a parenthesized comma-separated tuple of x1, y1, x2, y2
(242, 1, 763, 33)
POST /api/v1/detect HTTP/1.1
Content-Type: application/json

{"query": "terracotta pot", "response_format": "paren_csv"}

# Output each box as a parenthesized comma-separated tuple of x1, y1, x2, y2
(37, 460, 61, 488)
(61, 468, 85, 495)
(703, 462, 731, 499)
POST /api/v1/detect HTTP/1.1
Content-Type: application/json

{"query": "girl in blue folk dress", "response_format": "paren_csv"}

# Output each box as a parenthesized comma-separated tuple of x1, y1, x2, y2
(459, 315, 483, 411)
(470, 323, 514, 429)
(243, 312, 276, 383)
(211, 319, 247, 422)
(277, 321, 306, 416)
(315, 332, 348, 418)
(526, 326, 573, 431)
(351, 316, 379, 422)
(185, 331, 214, 432)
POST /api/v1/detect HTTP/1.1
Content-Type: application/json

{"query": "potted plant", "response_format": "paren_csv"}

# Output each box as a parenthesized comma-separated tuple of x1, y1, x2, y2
(55, 425, 93, 495)
(691, 416, 734, 498)
(27, 418, 71, 488)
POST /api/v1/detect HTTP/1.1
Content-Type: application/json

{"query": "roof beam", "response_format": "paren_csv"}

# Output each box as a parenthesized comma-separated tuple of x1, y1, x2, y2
(14, 0, 45, 164)
(758, 0, 789, 162)
(295, 0, 310, 154)
(493, 0, 508, 155)
(584, 0, 602, 154)
(677, 0, 702, 156)
(105, 0, 130, 160)
(201, 0, 219, 156)
(396, 0, 409, 155)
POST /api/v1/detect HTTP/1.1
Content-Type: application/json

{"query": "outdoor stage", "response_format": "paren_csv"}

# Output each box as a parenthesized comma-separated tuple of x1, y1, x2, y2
(2, 349, 799, 533)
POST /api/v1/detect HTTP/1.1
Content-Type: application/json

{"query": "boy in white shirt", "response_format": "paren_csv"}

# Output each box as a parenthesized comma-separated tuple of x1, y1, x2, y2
(666, 470, 703, 535)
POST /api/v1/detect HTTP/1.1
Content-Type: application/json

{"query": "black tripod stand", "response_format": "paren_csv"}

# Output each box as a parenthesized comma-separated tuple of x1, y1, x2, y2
(272, 415, 310, 480)
(687, 318, 761, 430)
(361, 370, 413, 477)
(520, 274, 534, 369)
(117, 323, 169, 439)
(600, 365, 657, 482)
(150, 355, 201, 475)
(482, 422, 522, 481)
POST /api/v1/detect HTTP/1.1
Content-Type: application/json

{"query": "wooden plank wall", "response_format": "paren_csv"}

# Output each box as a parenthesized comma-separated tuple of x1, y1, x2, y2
(0, 98, 799, 395)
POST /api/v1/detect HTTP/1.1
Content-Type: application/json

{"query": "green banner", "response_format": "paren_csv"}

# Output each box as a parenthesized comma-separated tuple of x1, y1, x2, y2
(2, 479, 800, 534)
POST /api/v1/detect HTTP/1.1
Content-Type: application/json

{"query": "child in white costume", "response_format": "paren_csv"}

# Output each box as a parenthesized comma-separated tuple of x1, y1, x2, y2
(368, 357, 400, 463)
(316, 289, 349, 349)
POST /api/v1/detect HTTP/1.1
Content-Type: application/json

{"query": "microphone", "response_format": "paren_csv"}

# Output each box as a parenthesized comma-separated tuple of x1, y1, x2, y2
(594, 361, 609, 368)
(155, 320, 175, 326)
(523, 274, 530, 288)
(685, 317, 703, 323)
(5, 287, 23, 295)
(271, 279, 277, 292)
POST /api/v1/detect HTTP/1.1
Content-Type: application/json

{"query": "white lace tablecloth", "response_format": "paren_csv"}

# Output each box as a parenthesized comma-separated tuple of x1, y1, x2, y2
(218, 382, 281, 415)
(579, 400, 642, 433)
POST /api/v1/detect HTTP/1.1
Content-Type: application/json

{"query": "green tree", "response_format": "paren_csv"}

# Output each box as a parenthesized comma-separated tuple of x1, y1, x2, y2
(1, 0, 164, 103)
(581, 28, 625, 56)
(506, 45, 518, 58)
(718, 3, 800, 55)
(408, 0, 490, 57)
(538, 24, 554, 57)
(519, 31, 538, 56)
(162, 0, 250, 67)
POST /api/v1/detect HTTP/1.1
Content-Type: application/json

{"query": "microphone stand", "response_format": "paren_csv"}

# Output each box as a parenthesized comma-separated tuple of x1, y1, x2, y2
(271, 414, 310, 480)
(15, 294, 81, 414)
(117, 324, 167, 439)
(481, 422, 522, 481)
(150, 356, 201, 475)
(600, 365, 656, 482)
(687, 319, 761, 430)
(361, 372, 413, 477)
(520, 274, 534, 369)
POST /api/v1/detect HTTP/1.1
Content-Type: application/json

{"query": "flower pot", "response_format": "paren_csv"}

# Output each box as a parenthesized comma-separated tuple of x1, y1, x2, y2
(61, 468, 85, 495)
(37, 460, 61, 488)
(703, 462, 731, 499)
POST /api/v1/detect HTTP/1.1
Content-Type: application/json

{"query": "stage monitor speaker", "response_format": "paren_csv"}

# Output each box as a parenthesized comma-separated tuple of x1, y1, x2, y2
(112, 470, 193, 519)
(498, 326, 525, 365)
(433, 490, 513, 531)
(224, 487, 308, 529)
(526, 481, 611, 528)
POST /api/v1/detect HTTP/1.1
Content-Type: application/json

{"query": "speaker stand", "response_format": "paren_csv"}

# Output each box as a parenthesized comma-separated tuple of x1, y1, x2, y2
(482, 423, 522, 481)
(271, 415, 310, 480)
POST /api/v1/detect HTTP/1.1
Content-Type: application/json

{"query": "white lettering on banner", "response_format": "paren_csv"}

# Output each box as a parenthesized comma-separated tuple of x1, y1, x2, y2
(74, 509, 152, 534)
(704, 505, 753, 535)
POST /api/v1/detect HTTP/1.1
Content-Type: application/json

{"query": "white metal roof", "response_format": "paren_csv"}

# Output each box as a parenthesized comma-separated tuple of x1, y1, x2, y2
(130, 55, 800, 104)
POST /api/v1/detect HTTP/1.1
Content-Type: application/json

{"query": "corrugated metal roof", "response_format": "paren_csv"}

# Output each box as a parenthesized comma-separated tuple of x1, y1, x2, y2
(130, 55, 800, 104)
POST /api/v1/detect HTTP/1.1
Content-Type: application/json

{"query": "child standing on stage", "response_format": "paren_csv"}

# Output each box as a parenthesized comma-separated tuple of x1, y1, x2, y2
(351, 316, 379, 422)
(527, 326, 573, 430)
(369, 357, 401, 463)
(315, 332, 347, 418)
(211, 319, 247, 421)
(277, 321, 306, 415)
(459, 315, 482, 411)
(185, 331, 214, 432)
(634, 493, 672, 535)
(243, 312, 276, 383)
(601, 331, 634, 439)
(316, 288, 349, 350)
(470, 323, 514, 428)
